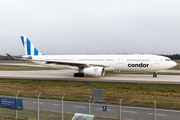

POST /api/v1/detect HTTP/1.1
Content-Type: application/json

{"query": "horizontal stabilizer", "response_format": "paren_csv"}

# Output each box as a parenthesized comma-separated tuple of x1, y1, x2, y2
(6, 53, 32, 60)
(6, 53, 17, 59)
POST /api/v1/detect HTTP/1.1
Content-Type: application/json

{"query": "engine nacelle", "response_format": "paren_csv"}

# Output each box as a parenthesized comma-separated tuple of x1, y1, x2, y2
(83, 66, 105, 76)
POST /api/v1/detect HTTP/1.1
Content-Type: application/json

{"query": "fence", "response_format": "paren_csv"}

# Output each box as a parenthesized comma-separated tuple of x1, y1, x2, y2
(0, 91, 180, 120)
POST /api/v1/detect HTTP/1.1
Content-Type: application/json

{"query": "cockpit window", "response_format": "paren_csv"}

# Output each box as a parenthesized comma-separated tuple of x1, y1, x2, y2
(165, 59, 171, 61)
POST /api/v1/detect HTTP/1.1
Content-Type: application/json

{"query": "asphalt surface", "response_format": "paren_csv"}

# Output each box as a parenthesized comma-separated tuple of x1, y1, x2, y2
(0, 70, 180, 84)
(0, 95, 179, 120)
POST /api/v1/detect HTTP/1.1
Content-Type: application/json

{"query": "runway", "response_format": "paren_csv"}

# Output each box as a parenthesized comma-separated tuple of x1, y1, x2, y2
(0, 70, 180, 84)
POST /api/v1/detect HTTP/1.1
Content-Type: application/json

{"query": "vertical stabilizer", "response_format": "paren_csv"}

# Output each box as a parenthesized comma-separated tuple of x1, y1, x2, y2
(20, 36, 43, 56)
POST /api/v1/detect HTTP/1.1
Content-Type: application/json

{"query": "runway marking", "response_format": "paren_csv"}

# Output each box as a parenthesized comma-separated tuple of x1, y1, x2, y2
(122, 110, 137, 113)
(91, 103, 117, 107)
(97, 108, 110, 111)
(157, 109, 180, 113)
(74, 106, 86, 109)
(64, 101, 89, 105)
(53, 104, 61, 106)
(33, 102, 43, 104)
(122, 106, 153, 110)
(148, 113, 167, 116)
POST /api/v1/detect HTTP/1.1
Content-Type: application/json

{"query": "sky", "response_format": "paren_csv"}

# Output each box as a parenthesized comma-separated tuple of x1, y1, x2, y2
(0, 0, 180, 55)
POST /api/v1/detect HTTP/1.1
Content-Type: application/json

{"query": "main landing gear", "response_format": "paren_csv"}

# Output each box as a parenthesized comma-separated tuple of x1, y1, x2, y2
(153, 72, 157, 78)
(74, 67, 85, 77)
(74, 73, 84, 77)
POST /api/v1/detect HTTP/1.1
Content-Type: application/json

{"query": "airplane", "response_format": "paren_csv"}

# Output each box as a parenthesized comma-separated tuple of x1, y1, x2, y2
(7, 36, 177, 78)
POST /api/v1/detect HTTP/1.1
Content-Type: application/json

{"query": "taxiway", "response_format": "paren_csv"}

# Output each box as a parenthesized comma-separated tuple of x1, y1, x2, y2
(0, 70, 180, 84)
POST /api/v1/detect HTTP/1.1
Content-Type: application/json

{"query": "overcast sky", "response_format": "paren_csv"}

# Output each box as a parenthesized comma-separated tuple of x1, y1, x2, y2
(0, 0, 180, 55)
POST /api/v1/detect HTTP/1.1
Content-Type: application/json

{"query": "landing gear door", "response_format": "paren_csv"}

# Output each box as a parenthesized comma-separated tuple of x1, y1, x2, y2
(118, 57, 123, 64)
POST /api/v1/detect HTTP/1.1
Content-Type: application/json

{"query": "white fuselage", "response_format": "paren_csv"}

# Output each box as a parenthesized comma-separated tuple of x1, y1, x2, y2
(31, 54, 177, 72)
(19, 36, 177, 77)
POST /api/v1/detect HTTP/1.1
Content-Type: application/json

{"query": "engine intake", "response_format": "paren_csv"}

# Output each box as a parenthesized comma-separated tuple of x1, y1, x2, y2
(83, 66, 105, 76)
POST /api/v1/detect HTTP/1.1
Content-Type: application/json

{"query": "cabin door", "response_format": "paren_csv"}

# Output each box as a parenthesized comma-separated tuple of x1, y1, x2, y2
(118, 57, 123, 64)
(154, 58, 159, 64)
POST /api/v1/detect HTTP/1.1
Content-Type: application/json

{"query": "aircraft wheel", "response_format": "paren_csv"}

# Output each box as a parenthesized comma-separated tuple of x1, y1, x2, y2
(74, 73, 84, 77)
(74, 73, 79, 77)
(79, 73, 84, 77)
(153, 74, 157, 78)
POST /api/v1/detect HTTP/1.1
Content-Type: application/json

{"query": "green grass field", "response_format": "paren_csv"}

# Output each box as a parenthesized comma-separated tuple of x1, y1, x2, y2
(0, 116, 22, 120)
(0, 79, 180, 110)
(0, 65, 54, 71)
(0, 108, 118, 120)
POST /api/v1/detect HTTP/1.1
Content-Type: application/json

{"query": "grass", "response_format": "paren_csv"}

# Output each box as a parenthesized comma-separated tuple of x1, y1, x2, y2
(0, 60, 32, 63)
(174, 60, 180, 63)
(169, 64, 180, 70)
(0, 116, 23, 120)
(0, 79, 180, 110)
(0, 65, 54, 71)
(0, 108, 118, 120)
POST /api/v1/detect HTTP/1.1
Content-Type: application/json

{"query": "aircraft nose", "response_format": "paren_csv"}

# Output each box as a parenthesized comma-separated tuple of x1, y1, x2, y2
(172, 61, 177, 67)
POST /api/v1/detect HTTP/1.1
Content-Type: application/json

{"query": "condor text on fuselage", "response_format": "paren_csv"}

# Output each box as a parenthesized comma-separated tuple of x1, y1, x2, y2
(128, 63, 149, 68)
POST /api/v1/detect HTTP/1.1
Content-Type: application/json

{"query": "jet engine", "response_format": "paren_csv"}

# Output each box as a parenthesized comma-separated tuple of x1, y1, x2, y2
(83, 66, 105, 76)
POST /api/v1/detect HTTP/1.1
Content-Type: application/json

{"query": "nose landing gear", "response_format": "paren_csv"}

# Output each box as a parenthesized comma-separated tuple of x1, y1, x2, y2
(153, 72, 157, 78)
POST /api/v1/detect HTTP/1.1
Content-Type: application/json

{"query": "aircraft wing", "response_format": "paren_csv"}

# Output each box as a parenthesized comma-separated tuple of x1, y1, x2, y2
(46, 61, 109, 68)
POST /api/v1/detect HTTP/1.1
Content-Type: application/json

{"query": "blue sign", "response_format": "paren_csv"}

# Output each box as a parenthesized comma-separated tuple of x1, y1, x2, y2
(0, 97, 23, 110)
(102, 106, 107, 111)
